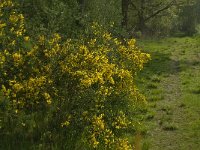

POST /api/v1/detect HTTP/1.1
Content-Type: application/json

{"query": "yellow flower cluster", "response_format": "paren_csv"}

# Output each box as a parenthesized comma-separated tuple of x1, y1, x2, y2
(12, 52, 23, 66)
(0, 1, 150, 149)
(2, 75, 49, 109)
(86, 114, 115, 149)
(118, 39, 150, 71)
(43, 92, 52, 105)
(112, 111, 131, 129)
(61, 115, 71, 127)
(0, 0, 26, 56)
(92, 114, 105, 130)
(115, 138, 132, 150)
(0, 0, 14, 8)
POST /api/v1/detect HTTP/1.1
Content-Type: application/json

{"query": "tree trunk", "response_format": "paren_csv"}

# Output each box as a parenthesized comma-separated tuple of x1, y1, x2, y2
(138, 0, 146, 34)
(138, 16, 146, 34)
(122, 0, 129, 29)
(77, 0, 85, 13)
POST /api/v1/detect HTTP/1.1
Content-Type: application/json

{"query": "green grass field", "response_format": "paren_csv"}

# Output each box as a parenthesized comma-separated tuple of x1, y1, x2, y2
(136, 37, 200, 150)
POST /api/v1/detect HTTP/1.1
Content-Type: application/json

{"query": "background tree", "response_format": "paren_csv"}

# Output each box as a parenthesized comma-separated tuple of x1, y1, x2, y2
(121, 0, 129, 28)
(177, 0, 200, 35)
(127, 0, 195, 36)
(15, 0, 199, 37)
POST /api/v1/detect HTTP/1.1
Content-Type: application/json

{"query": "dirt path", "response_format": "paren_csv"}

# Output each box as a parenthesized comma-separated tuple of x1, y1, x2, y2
(138, 37, 200, 150)
(148, 44, 193, 150)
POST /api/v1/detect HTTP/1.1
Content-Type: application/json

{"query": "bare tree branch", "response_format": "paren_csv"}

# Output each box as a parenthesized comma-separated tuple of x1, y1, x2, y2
(129, 1, 139, 11)
(144, 0, 176, 22)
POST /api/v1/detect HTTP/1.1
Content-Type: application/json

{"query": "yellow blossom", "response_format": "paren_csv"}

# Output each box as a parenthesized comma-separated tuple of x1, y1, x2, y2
(43, 92, 52, 105)
(12, 53, 21, 62)
(24, 36, 30, 41)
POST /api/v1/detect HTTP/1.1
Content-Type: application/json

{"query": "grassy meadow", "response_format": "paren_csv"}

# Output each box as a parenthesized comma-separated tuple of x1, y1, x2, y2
(135, 37, 200, 150)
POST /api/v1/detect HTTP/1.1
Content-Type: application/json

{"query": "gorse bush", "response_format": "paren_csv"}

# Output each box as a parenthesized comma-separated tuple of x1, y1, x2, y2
(0, 0, 150, 149)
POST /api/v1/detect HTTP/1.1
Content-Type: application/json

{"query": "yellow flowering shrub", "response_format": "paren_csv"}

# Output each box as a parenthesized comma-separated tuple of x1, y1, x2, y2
(0, 1, 150, 149)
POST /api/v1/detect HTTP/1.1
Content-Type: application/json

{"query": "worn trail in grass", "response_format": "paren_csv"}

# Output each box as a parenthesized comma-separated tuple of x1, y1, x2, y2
(137, 37, 200, 150)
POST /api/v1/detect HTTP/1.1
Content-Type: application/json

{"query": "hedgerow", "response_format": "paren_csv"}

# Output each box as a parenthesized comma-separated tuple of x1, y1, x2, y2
(0, 0, 150, 149)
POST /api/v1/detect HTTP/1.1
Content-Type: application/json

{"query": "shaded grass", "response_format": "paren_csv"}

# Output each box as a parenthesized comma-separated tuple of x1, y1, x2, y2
(162, 122, 178, 131)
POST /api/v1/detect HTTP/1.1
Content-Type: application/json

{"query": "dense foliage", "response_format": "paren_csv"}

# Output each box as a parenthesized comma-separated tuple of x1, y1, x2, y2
(13, 0, 200, 37)
(0, 1, 150, 149)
